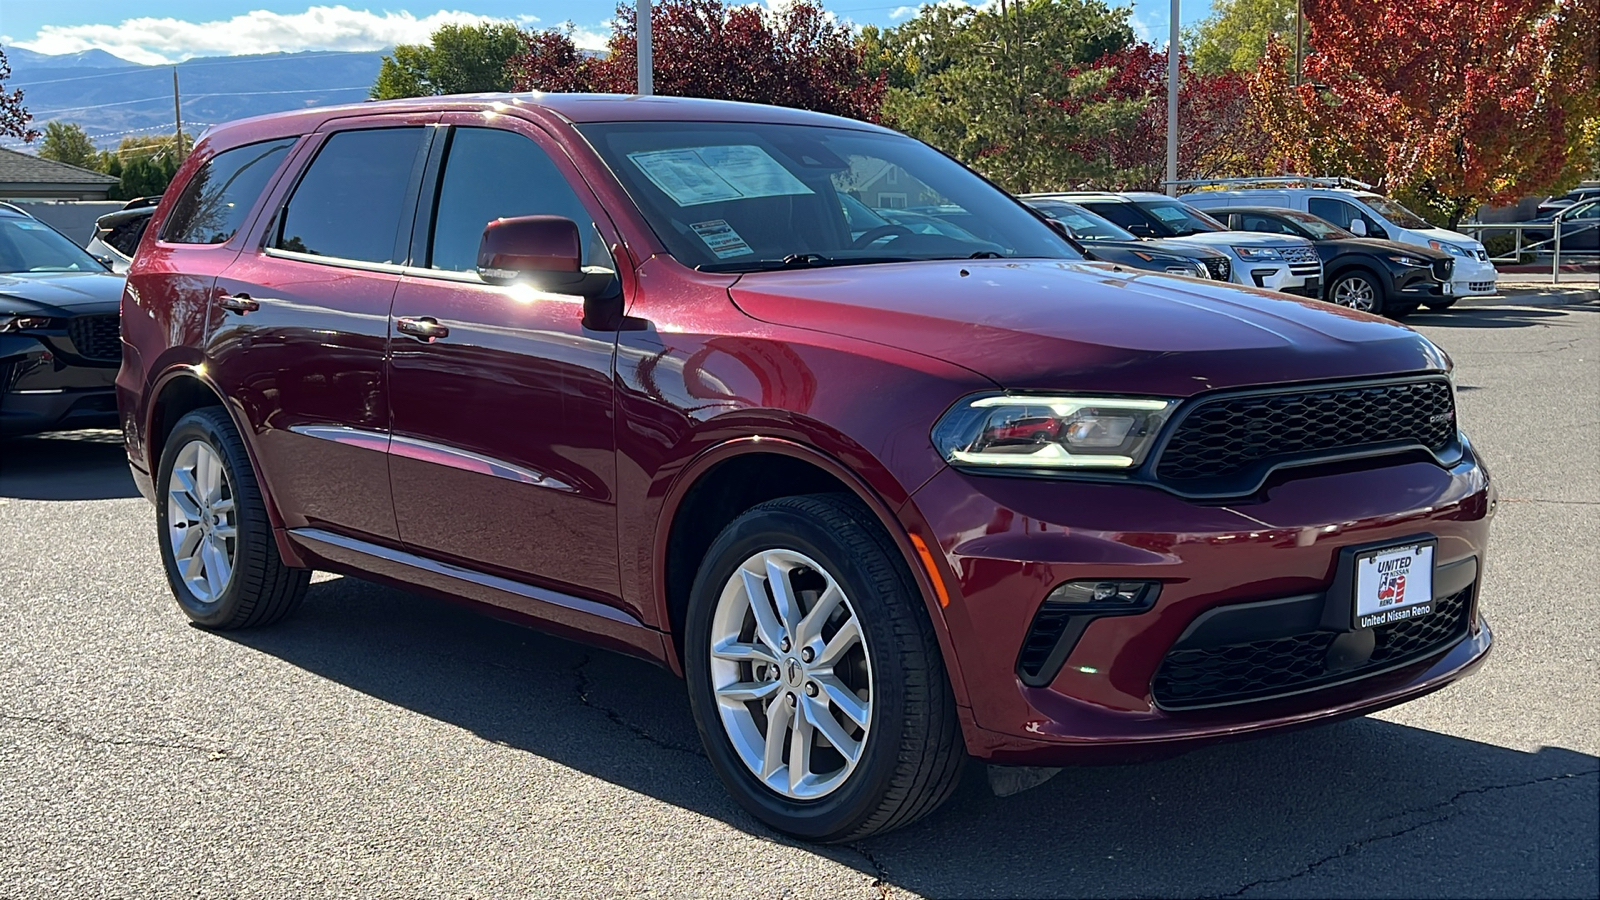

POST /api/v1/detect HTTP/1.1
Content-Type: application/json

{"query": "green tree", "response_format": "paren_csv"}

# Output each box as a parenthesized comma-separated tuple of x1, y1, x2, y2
(872, 0, 1141, 193)
(38, 121, 98, 169)
(102, 134, 190, 200)
(1188, 0, 1304, 75)
(371, 22, 524, 99)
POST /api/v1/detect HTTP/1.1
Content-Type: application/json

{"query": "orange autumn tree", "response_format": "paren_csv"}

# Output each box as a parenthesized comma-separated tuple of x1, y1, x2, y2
(1252, 0, 1600, 227)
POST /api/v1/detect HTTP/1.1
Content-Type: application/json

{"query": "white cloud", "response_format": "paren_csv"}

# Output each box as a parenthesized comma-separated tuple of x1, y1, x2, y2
(1129, 8, 1170, 46)
(14, 5, 519, 65)
(889, 6, 918, 20)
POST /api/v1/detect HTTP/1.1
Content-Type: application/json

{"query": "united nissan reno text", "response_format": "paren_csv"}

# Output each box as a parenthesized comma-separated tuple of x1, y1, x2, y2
(119, 94, 1494, 843)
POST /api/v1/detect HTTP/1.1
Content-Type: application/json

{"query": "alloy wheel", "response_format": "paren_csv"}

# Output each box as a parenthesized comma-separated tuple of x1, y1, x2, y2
(1331, 275, 1379, 312)
(708, 548, 873, 800)
(166, 439, 237, 602)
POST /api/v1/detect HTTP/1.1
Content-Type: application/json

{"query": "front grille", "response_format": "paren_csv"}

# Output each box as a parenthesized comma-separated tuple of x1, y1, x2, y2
(1474, 249, 1488, 261)
(1469, 281, 1495, 292)
(1201, 257, 1231, 281)
(66, 315, 121, 361)
(1154, 379, 1456, 491)
(1151, 587, 1472, 709)
(1432, 259, 1453, 282)
(1279, 246, 1320, 265)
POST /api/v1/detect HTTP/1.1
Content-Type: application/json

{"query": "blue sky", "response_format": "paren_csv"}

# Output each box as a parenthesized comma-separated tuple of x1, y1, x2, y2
(0, 1, 1213, 65)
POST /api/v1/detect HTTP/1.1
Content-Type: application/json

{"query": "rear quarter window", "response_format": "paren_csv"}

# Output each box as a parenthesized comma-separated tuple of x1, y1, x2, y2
(162, 138, 297, 244)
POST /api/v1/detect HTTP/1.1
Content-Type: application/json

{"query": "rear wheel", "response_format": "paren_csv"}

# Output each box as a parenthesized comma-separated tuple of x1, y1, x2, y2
(1328, 270, 1387, 316)
(156, 408, 309, 629)
(684, 494, 965, 842)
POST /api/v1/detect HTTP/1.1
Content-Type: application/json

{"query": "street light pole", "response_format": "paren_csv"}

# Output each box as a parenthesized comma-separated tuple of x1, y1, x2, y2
(1166, 0, 1179, 195)
(638, 0, 653, 96)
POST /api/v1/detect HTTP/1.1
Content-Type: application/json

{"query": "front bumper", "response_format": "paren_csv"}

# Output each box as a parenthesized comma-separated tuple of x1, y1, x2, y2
(908, 440, 1494, 765)
(1451, 257, 1498, 296)
(1, 336, 119, 437)
(1240, 262, 1320, 297)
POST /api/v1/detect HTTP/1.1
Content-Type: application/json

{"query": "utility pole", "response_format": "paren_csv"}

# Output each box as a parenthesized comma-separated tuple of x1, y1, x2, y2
(1294, 0, 1303, 87)
(1166, 0, 1179, 195)
(172, 67, 184, 158)
(637, 0, 652, 95)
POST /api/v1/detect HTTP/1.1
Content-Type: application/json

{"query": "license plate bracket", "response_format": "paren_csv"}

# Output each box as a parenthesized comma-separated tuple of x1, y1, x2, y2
(1319, 535, 1438, 632)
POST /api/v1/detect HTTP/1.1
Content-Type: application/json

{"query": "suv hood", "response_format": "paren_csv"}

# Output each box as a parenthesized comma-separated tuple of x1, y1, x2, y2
(0, 271, 124, 314)
(730, 260, 1445, 395)
(1164, 231, 1315, 250)
(1331, 238, 1455, 261)
(1408, 227, 1483, 251)
(1084, 237, 1225, 259)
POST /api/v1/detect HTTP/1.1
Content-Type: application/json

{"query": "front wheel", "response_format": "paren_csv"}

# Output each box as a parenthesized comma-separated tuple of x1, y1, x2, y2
(156, 407, 309, 629)
(684, 494, 965, 842)
(1328, 270, 1387, 316)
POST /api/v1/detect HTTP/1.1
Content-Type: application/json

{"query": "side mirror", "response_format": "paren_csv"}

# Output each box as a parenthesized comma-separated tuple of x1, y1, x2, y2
(477, 215, 584, 286)
(1047, 219, 1077, 240)
(1126, 222, 1156, 238)
(1348, 219, 1368, 236)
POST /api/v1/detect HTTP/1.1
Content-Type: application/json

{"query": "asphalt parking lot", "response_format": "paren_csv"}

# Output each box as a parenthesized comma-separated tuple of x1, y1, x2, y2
(2, 295, 1596, 898)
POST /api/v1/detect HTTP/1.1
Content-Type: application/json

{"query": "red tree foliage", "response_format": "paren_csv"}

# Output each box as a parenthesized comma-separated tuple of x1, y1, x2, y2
(1068, 44, 1269, 190)
(0, 49, 40, 142)
(1254, 0, 1600, 225)
(506, 0, 885, 121)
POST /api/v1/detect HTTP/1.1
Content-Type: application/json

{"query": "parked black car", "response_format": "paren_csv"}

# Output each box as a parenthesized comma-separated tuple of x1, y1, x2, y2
(1021, 197, 1232, 280)
(86, 196, 161, 274)
(1534, 185, 1600, 218)
(0, 207, 125, 437)
(1526, 197, 1600, 252)
(1210, 206, 1456, 317)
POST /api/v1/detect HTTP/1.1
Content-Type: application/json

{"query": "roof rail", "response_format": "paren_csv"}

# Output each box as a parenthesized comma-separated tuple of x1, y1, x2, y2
(1165, 175, 1375, 191)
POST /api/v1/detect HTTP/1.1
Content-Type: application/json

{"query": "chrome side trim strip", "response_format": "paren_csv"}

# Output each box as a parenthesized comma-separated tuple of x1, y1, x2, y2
(289, 527, 643, 628)
(287, 424, 391, 452)
(287, 424, 573, 492)
(388, 432, 575, 492)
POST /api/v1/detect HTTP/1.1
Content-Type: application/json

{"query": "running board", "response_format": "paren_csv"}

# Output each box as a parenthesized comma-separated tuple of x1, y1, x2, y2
(286, 528, 658, 653)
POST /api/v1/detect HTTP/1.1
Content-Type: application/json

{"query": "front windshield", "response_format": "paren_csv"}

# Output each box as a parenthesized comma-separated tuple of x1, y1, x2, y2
(1128, 199, 1227, 236)
(1361, 195, 1432, 230)
(0, 217, 106, 274)
(1278, 209, 1352, 239)
(578, 121, 1080, 271)
(1028, 201, 1138, 241)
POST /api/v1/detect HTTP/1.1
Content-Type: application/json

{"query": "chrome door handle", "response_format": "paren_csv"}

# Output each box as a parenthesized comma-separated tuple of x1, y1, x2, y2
(218, 293, 261, 314)
(396, 316, 450, 342)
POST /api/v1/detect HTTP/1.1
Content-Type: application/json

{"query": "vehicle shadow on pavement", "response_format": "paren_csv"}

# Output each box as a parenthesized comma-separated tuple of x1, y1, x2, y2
(0, 429, 138, 501)
(1407, 301, 1597, 329)
(225, 576, 1599, 899)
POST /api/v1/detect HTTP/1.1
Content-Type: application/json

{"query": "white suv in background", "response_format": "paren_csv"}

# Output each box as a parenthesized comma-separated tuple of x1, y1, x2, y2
(1179, 181, 1499, 298)
(1045, 192, 1324, 298)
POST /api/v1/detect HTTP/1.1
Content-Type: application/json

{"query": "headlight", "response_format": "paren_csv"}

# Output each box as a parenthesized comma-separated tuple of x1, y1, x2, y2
(932, 394, 1178, 470)
(1427, 240, 1471, 257)
(1388, 255, 1429, 267)
(0, 314, 54, 332)
(1233, 246, 1283, 261)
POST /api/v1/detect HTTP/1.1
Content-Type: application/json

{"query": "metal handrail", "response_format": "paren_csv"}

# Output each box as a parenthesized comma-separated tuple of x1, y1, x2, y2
(1456, 221, 1598, 285)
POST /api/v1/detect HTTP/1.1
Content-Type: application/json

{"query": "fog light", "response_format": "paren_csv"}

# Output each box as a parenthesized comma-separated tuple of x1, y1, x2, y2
(1045, 580, 1158, 610)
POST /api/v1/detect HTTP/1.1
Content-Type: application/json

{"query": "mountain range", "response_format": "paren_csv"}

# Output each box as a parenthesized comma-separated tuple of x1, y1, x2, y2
(2, 46, 389, 151)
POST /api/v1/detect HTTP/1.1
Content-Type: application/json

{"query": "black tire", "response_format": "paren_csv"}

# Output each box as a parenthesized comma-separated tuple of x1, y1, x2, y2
(1327, 269, 1390, 317)
(155, 407, 309, 629)
(684, 493, 965, 843)
(1423, 296, 1460, 310)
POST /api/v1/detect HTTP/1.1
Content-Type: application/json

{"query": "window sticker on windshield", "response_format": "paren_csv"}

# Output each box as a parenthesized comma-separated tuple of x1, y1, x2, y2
(629, 145, 814, 208)
(690, 219, 754, 259)
(13, 220, 48, 230)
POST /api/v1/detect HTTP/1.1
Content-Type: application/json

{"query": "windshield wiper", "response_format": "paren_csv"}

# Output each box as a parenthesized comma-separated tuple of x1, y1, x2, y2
(698, 255, 917, 273)
(967, 251, 1007, 259)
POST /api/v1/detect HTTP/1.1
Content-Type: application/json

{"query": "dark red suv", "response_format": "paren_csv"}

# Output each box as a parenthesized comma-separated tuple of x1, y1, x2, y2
(118, 94, 1494, 842)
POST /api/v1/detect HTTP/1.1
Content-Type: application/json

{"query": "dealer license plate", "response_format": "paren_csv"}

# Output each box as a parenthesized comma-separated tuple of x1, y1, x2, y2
(1353, 542, 1435, 630)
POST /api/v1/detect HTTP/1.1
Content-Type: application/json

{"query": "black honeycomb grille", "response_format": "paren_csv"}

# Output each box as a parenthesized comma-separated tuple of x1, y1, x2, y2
(1155, 379, 1455, 489)
(1151, 588, 1471, 709)
(66, 315, 121, 361)
(1201, 257, 1231, 281)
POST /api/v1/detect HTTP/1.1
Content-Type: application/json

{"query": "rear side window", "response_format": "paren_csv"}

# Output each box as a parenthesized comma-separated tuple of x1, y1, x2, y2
(162, 138, 296, 244)
(1308, 198, 1357, 228)
(427, 127, 608, 272)
(274, 128, 425, 264)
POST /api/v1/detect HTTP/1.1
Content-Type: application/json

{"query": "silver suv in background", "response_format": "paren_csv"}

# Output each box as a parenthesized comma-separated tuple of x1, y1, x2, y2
(1041, 192, 1323, 298)
(1178, 179, 1498, 298)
